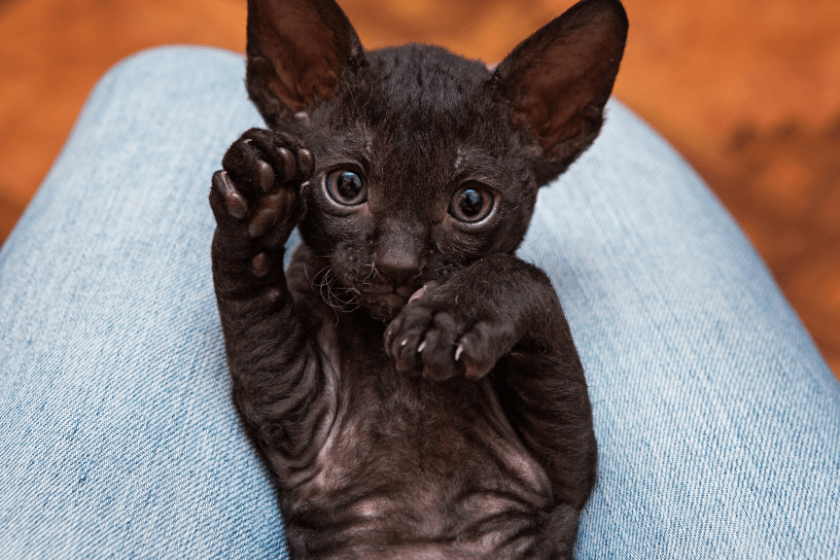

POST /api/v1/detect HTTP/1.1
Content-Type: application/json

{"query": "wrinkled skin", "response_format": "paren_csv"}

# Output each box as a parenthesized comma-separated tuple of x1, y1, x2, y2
(209, 0, 627, 558)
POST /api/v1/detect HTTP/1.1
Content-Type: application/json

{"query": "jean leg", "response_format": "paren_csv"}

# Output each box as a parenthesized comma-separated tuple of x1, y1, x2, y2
(0, 47, 292, 559)
(3, 47, 837, 559)
(519, 100, 840, 559)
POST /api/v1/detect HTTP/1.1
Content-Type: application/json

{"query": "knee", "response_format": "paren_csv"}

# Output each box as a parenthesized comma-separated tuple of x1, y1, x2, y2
(88, 46, 245, 108)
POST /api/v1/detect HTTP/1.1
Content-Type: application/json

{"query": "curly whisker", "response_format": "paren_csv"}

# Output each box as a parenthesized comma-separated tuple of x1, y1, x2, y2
(307, 264, 360, 314)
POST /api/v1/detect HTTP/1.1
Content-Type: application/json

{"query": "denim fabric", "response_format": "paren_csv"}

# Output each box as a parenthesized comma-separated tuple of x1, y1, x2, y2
(0, 47, 837, 559)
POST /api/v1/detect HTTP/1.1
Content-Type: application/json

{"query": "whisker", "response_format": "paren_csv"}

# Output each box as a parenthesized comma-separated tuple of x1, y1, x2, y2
(309, 263, 361, 315)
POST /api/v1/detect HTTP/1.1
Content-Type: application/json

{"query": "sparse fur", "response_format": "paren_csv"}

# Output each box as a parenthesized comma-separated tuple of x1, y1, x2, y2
(209, 1, 627, 558)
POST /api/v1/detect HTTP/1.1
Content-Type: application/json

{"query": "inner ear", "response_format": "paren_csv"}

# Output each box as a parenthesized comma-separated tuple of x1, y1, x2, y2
(493, 0, 628, 182)
(246, 0, 365, 128)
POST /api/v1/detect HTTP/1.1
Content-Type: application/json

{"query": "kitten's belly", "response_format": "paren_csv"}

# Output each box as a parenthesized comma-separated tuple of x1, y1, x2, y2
(284, 376, 552, 559)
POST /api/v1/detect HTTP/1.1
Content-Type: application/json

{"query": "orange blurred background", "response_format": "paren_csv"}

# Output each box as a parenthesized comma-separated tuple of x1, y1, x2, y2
(0, 0, 838, 377)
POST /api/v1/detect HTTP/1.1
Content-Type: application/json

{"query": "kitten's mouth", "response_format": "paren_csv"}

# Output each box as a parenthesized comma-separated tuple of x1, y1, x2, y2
(361, 284, 413, 308)
(362, 281, 420, 299)
(359, 282, 436, 321)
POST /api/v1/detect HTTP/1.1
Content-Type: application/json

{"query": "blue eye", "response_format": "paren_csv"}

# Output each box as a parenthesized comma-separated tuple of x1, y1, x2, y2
(449, 184, 494, 223)
(326, 170, 366, 205)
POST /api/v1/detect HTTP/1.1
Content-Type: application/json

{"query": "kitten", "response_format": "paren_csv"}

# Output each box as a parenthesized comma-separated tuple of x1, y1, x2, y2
(209, 0, 627, 558)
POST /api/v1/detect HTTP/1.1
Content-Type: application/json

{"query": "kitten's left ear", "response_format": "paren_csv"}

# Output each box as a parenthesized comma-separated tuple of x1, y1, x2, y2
(493, 0, 628, 185)
(246, 0, 366, 128)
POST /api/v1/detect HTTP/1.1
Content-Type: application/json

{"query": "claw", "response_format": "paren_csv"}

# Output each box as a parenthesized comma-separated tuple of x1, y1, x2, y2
(455, 344, 464, 362)
(214, 171, 248, 219)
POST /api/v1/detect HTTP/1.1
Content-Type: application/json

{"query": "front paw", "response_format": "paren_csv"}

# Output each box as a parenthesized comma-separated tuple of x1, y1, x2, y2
(384, 286, 517, 382)
(210, 128, 314, 276)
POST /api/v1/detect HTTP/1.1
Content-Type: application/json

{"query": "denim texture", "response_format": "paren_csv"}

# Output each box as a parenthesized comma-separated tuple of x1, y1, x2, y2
(0, 47, 837, 559)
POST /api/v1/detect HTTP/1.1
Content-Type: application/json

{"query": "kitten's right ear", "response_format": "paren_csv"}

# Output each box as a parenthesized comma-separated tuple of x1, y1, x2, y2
(246, 0, 365, 128)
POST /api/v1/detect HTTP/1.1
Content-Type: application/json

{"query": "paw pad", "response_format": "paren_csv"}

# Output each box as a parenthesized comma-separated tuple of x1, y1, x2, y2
(257, 160, 275, 193)
(251, 253, 272, 278)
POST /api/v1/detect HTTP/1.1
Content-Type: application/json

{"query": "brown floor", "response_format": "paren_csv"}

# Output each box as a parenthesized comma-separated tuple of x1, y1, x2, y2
(1, 0, 838, 377)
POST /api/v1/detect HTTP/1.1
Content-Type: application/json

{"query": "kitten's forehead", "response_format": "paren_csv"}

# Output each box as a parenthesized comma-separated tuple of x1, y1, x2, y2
(310, 43, 530, 215)
(344, 46, 506, 178)
(362, 44, 493, 129)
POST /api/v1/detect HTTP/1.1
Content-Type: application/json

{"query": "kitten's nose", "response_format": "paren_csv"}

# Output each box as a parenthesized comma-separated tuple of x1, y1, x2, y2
(375, 250, 420, 286)
(374, 221, 423, 286)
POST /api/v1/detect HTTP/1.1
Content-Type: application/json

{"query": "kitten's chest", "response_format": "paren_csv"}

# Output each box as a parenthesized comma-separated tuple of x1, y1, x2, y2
(316, 314, 549, 487)
(283, 325, 552, 554)
(305, 352, 502, 497)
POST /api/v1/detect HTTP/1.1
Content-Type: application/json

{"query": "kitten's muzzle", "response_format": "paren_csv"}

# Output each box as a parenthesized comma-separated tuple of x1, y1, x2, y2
(360, 283, 414, 302)
(373, 247, 420, 287)
(358, 281, 433, 322)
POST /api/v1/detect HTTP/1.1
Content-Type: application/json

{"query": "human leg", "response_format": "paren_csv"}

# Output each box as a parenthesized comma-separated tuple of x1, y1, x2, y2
(0, 47, 292, 559)
(3, 45, 837, 560)
(519, 100, 840, 559)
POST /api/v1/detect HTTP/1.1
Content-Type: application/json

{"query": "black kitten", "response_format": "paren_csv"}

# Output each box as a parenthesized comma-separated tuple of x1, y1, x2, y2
(209, 0, 627, 558)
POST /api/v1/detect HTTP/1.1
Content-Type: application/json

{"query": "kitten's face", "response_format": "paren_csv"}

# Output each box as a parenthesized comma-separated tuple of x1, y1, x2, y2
(245, 0, 627, 319)
(294, 46, 539, 321)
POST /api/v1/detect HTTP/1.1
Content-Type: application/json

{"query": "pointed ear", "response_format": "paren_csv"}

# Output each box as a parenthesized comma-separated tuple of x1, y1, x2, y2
(493, 0, 628, 185)
(246, 0, 365, 128)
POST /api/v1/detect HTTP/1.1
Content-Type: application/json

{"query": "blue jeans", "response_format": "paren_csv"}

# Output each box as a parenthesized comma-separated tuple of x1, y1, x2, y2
(1, 47, 837, 559)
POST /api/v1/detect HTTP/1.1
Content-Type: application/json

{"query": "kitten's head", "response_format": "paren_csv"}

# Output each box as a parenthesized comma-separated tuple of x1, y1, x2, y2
(245, 0, 627, 320)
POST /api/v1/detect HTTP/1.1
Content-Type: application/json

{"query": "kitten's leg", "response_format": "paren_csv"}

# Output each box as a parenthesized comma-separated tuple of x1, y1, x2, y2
(209, 128, 334, 482)
(384, 253, 596, 532)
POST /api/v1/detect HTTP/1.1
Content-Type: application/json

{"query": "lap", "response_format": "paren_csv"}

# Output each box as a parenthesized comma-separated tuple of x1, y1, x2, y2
(0, 46, 837, 559)
(0, 47, 289, 559)
(521, 105, 840, 558)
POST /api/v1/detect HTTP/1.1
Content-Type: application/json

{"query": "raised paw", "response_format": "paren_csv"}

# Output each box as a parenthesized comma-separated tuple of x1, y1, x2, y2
(210, 128, 314, 255)
(383, 287, 517, 382)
